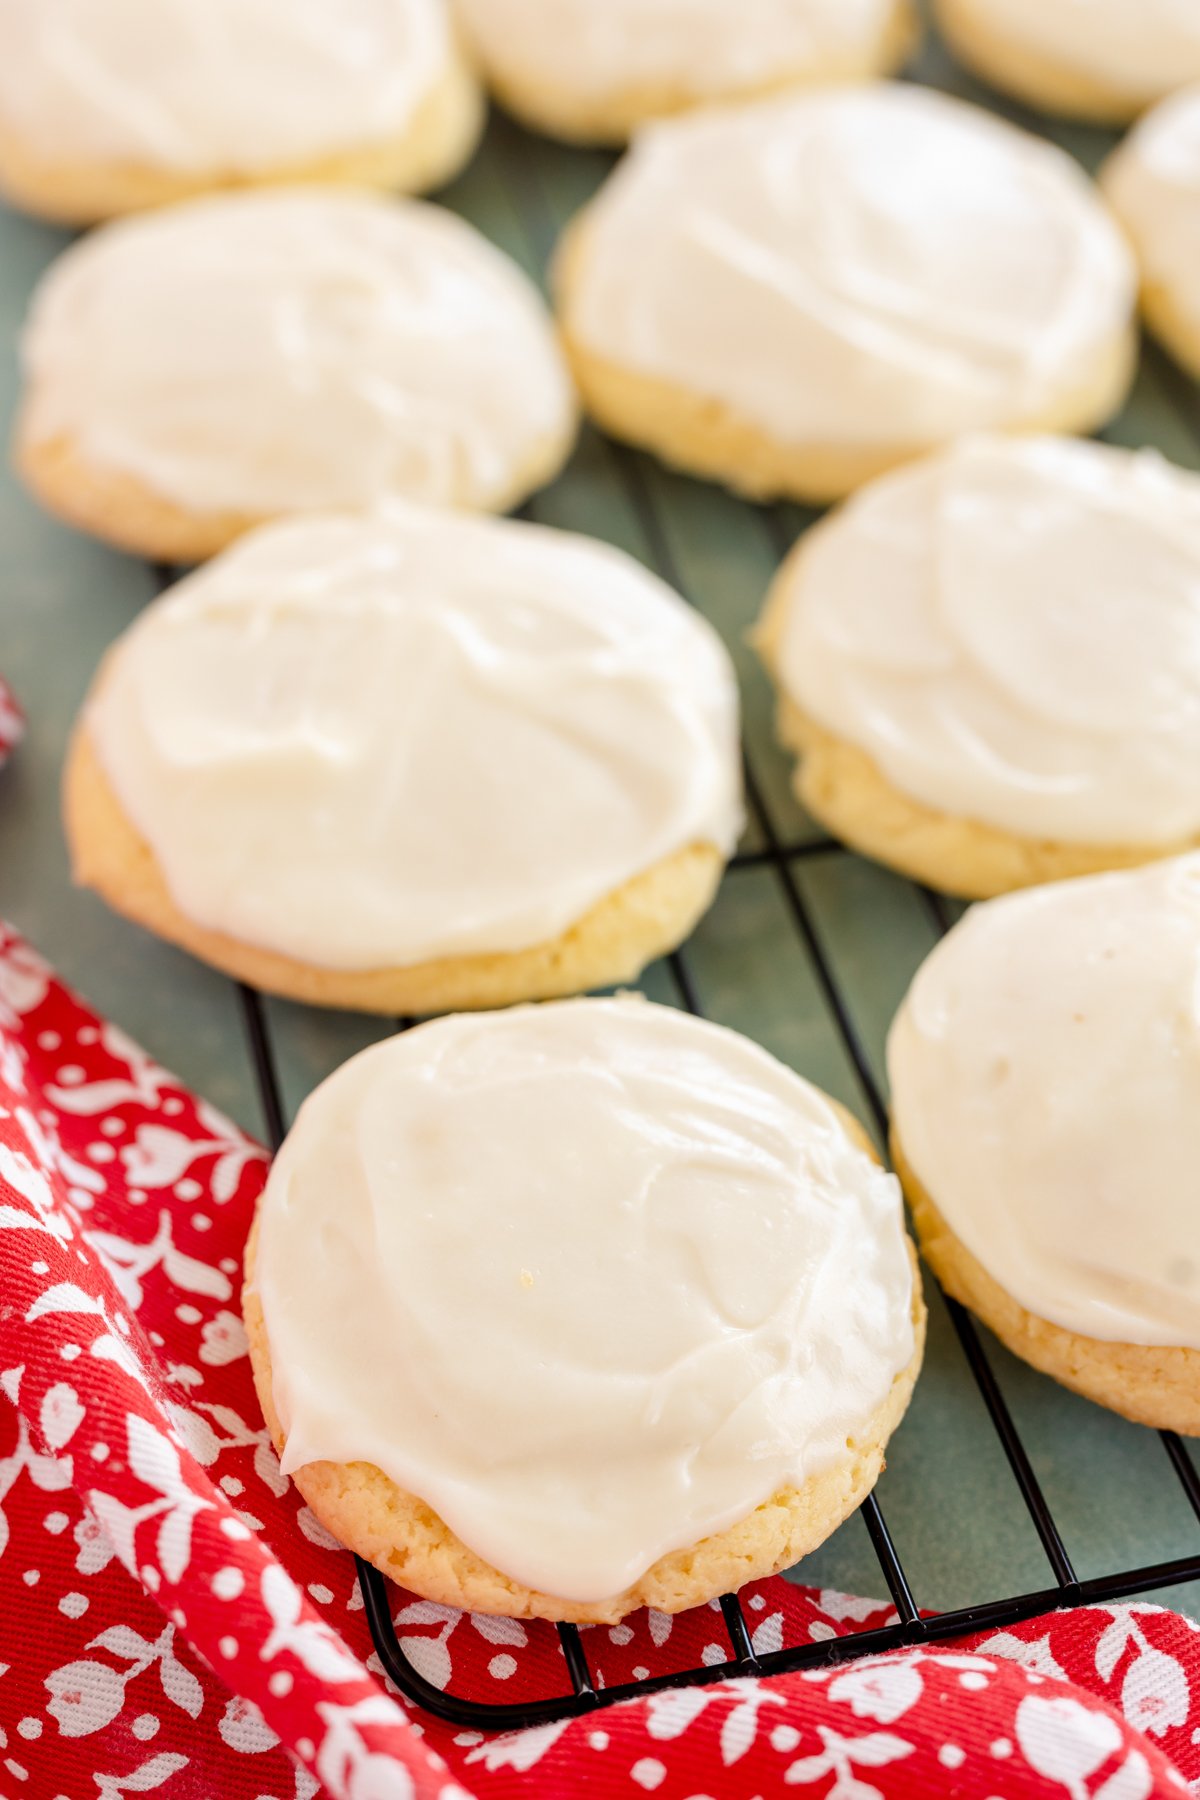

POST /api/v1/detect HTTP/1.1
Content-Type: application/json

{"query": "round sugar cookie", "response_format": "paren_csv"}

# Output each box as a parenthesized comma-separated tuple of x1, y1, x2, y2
(889, 857, 1200, 1434)
(244, 997, 925, 1621)
(14, 188, 578, 562)
(1102, 87, 1200, 384)
(453, 0, 917, 145)
(934, 0, 1200, 126)
(756, 435, 1200, 897)
(0, 0, 484, 226)
(556, 85, 1137, 504)
(65, 505, 743, 1014)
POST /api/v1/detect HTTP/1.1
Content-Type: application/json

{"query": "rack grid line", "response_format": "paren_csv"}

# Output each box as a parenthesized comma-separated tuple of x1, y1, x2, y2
(229, 362, 1200, 1744)
(235, 787, 1200, 1725)
(90, 36, 1200, 1736)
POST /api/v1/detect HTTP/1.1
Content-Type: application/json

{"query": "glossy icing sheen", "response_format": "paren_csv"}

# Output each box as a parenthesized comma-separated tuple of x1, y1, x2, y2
(565, 85, 1134, 446)
(1105, 86, 1200, 334)
(88, 508, 743, 970)
(0, 0, 454, 171)
(773, 436, 1200, 845)
(21, 189, 575, 517)
(889, 857, 1200, 1350)
(456, 0, 904, 103)
(960, 0, 1200, 104)
(255, 998, 917, 1600)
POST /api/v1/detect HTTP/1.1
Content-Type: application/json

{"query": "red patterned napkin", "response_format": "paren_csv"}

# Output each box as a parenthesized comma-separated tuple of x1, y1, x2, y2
(0, 918, 1196, 1800)
(0, 676, 23, 765)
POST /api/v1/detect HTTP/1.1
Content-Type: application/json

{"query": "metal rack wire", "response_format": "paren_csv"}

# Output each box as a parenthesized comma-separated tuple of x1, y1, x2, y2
(157, 50, 1200, 1735)
(229, 469, 1200, 1726)
(235, 799, 1200, 1732)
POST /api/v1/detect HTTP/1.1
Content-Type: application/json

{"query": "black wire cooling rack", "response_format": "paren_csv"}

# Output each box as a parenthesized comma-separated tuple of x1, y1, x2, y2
(229, 489, 1200, 1731)
(235, 810, 1200, 1733)
(143, 43, 1200, 1733)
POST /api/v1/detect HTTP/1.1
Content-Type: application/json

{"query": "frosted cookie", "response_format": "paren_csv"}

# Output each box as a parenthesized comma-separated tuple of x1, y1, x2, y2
(0, 0, 484, 226)
(934, 0, 1200, 126)
(454, 0, 916, 146)
(555, 85, 1136, 504)
(757, 436, 1200, 897)
(15, 188, 577, 563)
(889, 858, 1200, 1434)
(65, 506, 742, 1014)
(244, 997, 925, 1621)
(1102, 87, 1200, 383)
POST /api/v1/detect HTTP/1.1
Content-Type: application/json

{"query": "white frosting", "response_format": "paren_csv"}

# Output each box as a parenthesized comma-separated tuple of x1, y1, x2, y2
(0, 0, 457, 174)
(564, 84, 1135, 449)
(20, 189, 577, 518)
(772, 435, 1200, 846)
(256, 998, 917, 1601)
(889, 856, 1200, 1350)
(1105, 85, 1200, 340)
(88, 506, 742, 971)
(455, 0, 906, 109)
(950, 0, 1200, 110)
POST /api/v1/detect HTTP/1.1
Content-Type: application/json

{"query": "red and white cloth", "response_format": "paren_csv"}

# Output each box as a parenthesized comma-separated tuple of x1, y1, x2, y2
(0, 676, 23, 765)
(0, 918, 1197, 1800)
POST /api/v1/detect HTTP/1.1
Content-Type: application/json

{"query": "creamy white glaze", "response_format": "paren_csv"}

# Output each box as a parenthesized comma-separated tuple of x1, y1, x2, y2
(948, 0, 1200, 111)
(1104, 85, 1200, 340)
(563, 84, 1134, 448)
(456, 0, 906, 111)
(255, 997, 917, 1601)
(20, 188, 577, 518)
(772, 435, 1200, 845)
(889, 856, 1200, 1350)
(0, 0, 457, 173)
(89, 506, 743, 970)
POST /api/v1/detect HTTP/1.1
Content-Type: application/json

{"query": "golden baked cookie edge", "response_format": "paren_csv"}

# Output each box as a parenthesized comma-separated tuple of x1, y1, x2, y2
(553, 212, 1137, 505)
(752, 532, 1197, 899)
(63, 720, 729, 1014)
(893, 1132, 1200, 1435)
(241, 1124, 925, 1623)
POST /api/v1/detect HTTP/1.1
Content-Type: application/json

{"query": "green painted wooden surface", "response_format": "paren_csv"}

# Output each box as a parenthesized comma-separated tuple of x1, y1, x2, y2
(1, 18, 1197, 1625)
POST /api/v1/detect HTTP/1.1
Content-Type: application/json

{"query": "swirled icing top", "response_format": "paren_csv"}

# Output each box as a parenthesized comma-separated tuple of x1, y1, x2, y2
(889, 856, 1200, 1350)
(20, 188, 577, 518)
(456, 0, 908, 112)
(1104, 85, 1200, 337)
(769, 435, 1200, 846)
(561, 84, 1135, 448)
(88, 507, 743, 970)
(948, 0, 1200, 113)
(0, 0, 458, 174)
(255, 997, 918, 1600)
